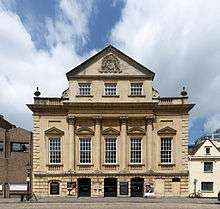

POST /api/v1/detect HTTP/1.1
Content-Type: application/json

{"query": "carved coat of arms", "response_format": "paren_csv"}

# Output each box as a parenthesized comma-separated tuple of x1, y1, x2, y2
(99, 54, 122, 73)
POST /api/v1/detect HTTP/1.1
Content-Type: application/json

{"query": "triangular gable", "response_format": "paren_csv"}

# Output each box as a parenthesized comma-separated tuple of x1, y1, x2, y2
(192, 139, 220, 156)
(66, 45, 155, 80)
(157, 126, 177, 135)
(45, 127, 64, 136)
(75, 127, 94, 135)
(102, 127, 120, 136)
(127, 127, 145, 135)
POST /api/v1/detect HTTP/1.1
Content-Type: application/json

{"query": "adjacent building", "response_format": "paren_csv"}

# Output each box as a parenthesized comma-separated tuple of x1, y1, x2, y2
(0, 115, 32, 197)
(27, 45, 194, 197)
(189, 134, 220, 197)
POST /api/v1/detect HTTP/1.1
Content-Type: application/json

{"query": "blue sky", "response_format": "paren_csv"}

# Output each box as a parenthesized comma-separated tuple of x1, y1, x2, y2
(1, 0, 220, 144)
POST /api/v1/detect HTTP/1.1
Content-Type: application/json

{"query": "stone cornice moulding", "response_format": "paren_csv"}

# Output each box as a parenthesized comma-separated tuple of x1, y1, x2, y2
(45, 127, 64, 136)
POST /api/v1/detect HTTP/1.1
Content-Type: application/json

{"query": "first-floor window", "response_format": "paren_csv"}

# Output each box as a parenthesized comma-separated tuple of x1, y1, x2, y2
(130, 138, 142, 163)
(80, 138, 91, 163)
(201, 182, 213, 192)
(50, 181, 59, 195)
(105, 138, 116, 163)
(49, 138, 61, 164)
(160, 137, 172, 164)
(204, 162, 213, 172)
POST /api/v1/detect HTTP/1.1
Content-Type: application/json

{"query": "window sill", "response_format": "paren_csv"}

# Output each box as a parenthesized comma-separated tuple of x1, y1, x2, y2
(102, 163, 119, 166)
(204, 171, 213, 173)
(76, 95, 93, 97)
(129, 163, 145, 166)
(201, 190, 214, 193)
(46, 164, 63, 167)
(102, 95, 120, 98)
(128, 95, 146, 97)
(77, 163, 94, 166)
(158, 163, 175, 167)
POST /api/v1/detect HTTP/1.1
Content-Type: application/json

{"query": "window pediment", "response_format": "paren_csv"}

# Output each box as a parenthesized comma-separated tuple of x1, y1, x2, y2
(157, 126, 177, 135)
(102, 127, 120, 136)
(127, 127, 145, 135)
(45, 127, 64, 136)
(75, 127, 94, 135)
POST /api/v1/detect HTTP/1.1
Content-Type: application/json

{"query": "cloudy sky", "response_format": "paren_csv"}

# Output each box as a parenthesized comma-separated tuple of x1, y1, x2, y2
(0, 0, 220, 143)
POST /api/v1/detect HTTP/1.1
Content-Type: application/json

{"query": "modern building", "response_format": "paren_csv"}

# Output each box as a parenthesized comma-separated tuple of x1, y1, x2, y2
(189, 135, 220, 197)
(27, 45, 194, 197)
(0, 115, 32, 197)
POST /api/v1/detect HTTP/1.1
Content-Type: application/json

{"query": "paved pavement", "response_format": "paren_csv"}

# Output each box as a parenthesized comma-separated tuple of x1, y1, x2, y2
(0, 197, 219, 209)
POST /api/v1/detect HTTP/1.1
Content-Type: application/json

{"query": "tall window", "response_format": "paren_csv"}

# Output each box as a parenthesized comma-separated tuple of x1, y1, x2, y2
(105, 138, 116, 163)
(204, 162, 213, 172)
(130, 138, 142, 163)
(104, 83, 117, 96)
(0, 141, 3, 152)
(79, 83, 91, 96)
(80, 138, 91, 163)
(130, 83, 143, 96)
(201, 182, 213, 192)
(160, 138, 172, 164)
(49, 138, 61, 164)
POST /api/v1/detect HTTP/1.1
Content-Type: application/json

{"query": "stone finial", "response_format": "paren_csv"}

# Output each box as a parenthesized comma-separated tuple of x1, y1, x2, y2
(34, 87, 41, 97)
(181, 86, 187, 97)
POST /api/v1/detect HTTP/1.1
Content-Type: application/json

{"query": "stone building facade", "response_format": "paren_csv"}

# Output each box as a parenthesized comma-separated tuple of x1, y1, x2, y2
(27, 45, 194, 197)
(0, 115, 32, 197)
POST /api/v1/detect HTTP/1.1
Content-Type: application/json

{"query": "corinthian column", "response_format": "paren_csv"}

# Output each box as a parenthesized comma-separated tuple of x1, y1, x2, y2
(94, 116, 102, 171)
(120, 116, 128, 171)
(145, 115, 154, 171)
(67, 116, 76, 170)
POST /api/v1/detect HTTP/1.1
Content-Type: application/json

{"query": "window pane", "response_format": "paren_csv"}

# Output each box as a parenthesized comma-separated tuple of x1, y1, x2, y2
(49, 138, 61, 164)
(80, 138, 91, 163)
(11, 142, 29, 152)
(201, 182, 213, 191)
(204, 162, 213, 172)
(105, 138, 116, 163)
(130, 138, 142, 163)
(0, 141, 3, 152)
(160, 138, 172, 163)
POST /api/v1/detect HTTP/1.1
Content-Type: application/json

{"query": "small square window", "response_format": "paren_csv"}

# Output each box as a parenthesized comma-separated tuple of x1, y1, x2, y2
(130, 83, 143, 96)
(205, 147, 210, 155)
(201, 182, 213, 192)
(104, 83, 117, 96)
(204, 162, 213, 172)
(79, 83, 91, 96)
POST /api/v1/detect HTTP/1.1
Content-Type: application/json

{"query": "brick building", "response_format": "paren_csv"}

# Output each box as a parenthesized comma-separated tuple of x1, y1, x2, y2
(0, 115, 32, 197)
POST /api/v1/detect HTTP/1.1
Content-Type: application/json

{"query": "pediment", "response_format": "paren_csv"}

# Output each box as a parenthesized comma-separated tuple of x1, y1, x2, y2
(102, 127, 120, 136)
(127, 127, 145, 135)
(75, 127, 94, 135)
(45, 127, 64, 136)
(66, 45, 155, 79)
(157, 126, 177, 135)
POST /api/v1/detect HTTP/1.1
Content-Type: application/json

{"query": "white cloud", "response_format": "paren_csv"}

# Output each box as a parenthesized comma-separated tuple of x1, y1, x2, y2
(0, 0, 94, 129)
(204, 114, 220, 133)
(111, 0, 220, 131)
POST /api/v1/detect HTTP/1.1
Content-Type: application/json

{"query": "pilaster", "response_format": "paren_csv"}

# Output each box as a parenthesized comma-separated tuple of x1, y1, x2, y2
(120, 116, 128, 171)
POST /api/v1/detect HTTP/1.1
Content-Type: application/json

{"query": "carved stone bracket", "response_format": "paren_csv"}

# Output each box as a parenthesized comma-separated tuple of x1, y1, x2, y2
(145, 114, 155, 124)
(66, 115, 76, 125)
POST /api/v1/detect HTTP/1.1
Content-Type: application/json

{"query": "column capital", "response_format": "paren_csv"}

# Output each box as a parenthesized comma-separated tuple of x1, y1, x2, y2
(145, 114, 155, 124)
(119, 116, 128, 124)
(66, 115, 76, 124)
(93, 116, 102, 123)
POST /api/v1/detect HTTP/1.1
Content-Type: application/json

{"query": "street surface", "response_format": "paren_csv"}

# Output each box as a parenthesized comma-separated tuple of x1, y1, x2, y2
(0, 197, 219, 209)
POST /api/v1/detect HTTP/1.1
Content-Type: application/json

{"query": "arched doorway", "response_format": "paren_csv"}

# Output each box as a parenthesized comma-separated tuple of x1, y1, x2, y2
(104, 178, 117, 197)
(78, 178, 91, 197)
(130, 178, 144, 197)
